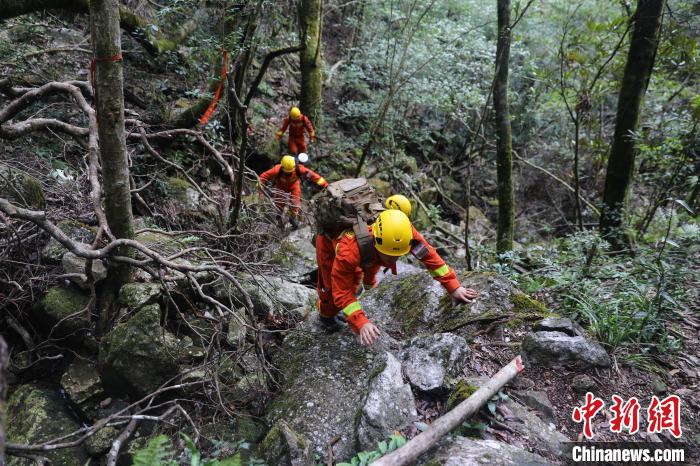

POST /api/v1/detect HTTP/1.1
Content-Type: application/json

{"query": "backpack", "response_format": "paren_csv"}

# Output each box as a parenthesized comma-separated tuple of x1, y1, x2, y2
(312, 178, 385, 267)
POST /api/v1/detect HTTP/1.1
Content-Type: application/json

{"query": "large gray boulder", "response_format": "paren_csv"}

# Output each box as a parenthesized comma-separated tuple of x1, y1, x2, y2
(533, 317, 585, 337)
(398, 333, 468, 393)
(418, 437, 552, 466)
(32, 286, 91, 340)
(98, 304, 180, 398)
(266, 316, 415, 461)
(504, 399, 570, 458)
(522, 331, 611, 368)
(357, 353, 416, 451)
(269, 226, 317, 281)
(6, 384, 89, 465)
(254, 276, 315, 310)
(213, 275, 314, 319)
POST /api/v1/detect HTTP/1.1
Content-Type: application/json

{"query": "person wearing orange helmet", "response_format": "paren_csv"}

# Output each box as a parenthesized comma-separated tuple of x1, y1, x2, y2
(258, 155, 328, 229)
(275, 106, 316, 155)
(315, 209, 479, 345)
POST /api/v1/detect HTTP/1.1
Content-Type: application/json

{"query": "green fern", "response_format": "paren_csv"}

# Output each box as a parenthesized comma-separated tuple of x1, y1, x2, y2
(132, 435, 176, 466)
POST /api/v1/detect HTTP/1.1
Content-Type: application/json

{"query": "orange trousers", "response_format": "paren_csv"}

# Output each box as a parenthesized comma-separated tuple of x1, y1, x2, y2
(272, 183, 301, 217)
(288, 136, 308, 155)
(315, 234, 363, 318)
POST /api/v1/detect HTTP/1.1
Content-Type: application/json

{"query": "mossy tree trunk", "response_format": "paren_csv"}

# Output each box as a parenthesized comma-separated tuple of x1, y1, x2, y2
(299, 0, 323, 127)
(599, 0, 666, 251)
(90, 0, 134, 332)
(494, 0, 514, 254)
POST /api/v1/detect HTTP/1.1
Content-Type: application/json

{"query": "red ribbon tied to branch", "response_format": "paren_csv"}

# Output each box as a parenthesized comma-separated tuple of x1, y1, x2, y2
(200, 50, 229, 125)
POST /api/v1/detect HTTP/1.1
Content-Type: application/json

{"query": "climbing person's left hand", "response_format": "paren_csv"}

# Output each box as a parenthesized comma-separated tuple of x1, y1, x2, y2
(450, 286, 479, 306)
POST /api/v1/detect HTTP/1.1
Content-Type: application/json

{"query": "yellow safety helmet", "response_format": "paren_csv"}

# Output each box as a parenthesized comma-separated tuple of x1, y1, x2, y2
(372, 209, 413, 256)
(290, 107, 301, 120)
(385, 194, 412, 218)
(281, 155, 296, 173)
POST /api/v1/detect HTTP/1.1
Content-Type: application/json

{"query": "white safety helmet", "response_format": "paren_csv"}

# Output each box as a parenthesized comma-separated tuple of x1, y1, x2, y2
(297, 152, 309, 164)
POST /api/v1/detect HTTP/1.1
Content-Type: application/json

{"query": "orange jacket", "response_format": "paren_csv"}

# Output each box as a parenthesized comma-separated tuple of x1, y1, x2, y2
(277, 115, 315, 140)
(331, 226, 460, 333)
(258, 163, 327, 192)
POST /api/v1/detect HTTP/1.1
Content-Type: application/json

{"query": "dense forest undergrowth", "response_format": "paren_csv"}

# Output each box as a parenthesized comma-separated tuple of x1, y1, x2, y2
(0, 0, 698, 465)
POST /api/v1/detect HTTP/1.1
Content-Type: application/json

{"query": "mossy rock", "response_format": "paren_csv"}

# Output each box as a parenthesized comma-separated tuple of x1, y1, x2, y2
(361, 271, 535, 340)
(266, 317, 387, 461)
(33, 286, 91, 340)
(368, 177, 392, 197)
(6, 384, 89, 465)
(41, 219, 96, 263)
(0, 164, 45, 209)
(85, 426, 120, 457)
(98, 304, 180, 398)
(258, 421, 314, 466)
(118, 282, 162, 311)
(135, 229, 184, 256)
(60, 358, 106, 419)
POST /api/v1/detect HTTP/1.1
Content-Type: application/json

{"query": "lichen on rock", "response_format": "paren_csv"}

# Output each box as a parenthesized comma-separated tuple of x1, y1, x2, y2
(6, 384, 89, 465)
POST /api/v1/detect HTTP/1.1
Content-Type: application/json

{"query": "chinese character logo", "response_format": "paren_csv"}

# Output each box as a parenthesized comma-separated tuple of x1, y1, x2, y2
(572, 392, 605, 439)
(647, 395, 682, 438)
(610, 395, 640, 434)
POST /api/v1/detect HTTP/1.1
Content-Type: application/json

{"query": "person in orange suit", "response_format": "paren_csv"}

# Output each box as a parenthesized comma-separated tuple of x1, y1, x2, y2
(315, 209, 479, 345)
(258, 155, 328, 229)
(275, 106, 315, 155)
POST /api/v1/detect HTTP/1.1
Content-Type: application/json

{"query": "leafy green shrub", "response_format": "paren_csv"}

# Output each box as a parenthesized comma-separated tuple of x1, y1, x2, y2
(335, 433, 407, 466)
(131, 433, 258, 466)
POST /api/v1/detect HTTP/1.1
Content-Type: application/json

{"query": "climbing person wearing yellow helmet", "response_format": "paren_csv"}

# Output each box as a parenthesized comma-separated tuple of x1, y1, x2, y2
(258, 155, 328, 229)
(315, 209, 479, 345)
(275, 106, 316, 155)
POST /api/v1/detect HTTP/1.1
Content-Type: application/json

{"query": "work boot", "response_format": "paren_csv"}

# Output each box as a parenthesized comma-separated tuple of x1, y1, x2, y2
(289, 216, 299, 230)
(319, 315, 342, 332)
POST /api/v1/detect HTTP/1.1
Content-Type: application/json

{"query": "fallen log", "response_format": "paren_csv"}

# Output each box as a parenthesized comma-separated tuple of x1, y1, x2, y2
(372, 355, 525, 466)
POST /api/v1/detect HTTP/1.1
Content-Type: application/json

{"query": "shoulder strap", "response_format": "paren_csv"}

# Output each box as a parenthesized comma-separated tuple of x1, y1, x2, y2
(352, 215, 374, 269)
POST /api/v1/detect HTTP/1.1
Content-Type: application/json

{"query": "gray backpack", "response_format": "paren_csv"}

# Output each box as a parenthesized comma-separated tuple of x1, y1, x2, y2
(312, 178, 385, 267)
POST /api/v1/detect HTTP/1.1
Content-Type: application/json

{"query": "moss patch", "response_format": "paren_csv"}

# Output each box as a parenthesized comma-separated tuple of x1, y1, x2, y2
(391, 274, 432, 335)
(436, 309, 500, 333)
(511, 293, 549, 318)
(34, 287, 91, 338)
(446, 380, 479, 410)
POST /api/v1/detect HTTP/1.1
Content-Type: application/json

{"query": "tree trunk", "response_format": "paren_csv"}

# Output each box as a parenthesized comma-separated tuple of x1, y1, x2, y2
(494, 0, 514, 254)
(90, 0, 133, 332)
(299, 0, 323, 127)
(573, 114, 583, 230)
(600, 0, 666, 251)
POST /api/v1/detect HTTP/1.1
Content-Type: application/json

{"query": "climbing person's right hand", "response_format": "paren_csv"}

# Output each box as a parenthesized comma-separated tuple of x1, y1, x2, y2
(359, 322, 381, 346)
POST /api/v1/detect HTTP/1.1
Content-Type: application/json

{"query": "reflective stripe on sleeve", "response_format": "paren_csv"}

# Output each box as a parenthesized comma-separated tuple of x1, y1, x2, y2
(316, 177, 326, 186)
(341, 301, 362, 317)
(429, 264, 450, 277)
